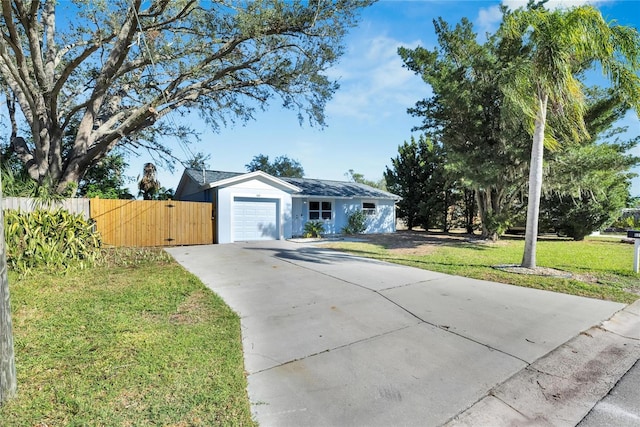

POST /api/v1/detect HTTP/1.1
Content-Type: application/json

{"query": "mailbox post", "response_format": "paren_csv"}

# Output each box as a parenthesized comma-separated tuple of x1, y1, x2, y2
(628, 230, 640, 273)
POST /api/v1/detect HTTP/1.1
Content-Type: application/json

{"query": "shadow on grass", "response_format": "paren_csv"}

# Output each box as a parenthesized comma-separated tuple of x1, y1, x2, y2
(358, 230, 494, 251)
(500, 233, 573, 242)
(331, 247, 488, 270)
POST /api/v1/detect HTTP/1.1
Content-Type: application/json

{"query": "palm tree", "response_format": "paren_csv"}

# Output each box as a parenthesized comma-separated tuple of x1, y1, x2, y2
(138, 163, 161, 200)
(501, 5, 640, 268)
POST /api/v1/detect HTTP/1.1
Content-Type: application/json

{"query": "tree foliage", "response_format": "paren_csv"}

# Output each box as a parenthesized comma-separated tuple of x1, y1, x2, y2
(385, 135, 451, 231)
(245, 154, 304, 178)
(138, 162, 161, 200)
(184, 152, 211, 171)
(0, 0, 372, 193)
(399, 16, 530, 239)
(345, 169, 386, 190)
(401, 6, 640, 248)
(77, 152, 134, 199)
(500, 4, 640, 267)
(0, 162, 37, 198)
(541, 89, 639, 240)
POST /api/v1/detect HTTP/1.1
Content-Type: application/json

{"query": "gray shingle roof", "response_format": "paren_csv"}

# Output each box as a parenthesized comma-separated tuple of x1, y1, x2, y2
(184, 169, 399, 200)
(184, 168, 243, 186)
(281, 177, 399, 200)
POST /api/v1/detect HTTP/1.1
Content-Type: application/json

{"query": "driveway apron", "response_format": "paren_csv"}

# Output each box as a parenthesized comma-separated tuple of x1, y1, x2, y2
(166, 241, 624, 427)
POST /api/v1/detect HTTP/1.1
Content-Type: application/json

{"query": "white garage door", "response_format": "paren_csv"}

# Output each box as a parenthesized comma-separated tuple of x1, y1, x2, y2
(233, 198, 278, 241)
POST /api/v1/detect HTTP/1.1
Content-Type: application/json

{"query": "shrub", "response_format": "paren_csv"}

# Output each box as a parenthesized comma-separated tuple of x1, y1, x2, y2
(610, 214, 640, 230)
(342, 210, 367, 235)
(303, 220, 324, 238)
(4, 209, 101, 274)
(541, 190, 623, 241)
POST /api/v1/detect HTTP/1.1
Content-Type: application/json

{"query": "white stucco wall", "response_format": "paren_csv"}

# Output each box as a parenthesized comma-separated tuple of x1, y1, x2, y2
(338, 199, 396, 234)
(216, 178, 293, 244)
(292, 197, 396, 236)
(291, 198, 305, 237)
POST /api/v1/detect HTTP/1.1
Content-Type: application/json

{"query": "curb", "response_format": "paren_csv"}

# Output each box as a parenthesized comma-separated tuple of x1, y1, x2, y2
(445, 299, 640, 426)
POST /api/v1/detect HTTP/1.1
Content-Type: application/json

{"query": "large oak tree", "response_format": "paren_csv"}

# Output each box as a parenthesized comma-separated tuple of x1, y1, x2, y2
(0, 0, 373, 193)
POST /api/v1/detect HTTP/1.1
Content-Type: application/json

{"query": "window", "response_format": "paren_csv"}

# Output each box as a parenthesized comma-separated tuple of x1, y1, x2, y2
(309, 201, 332, 220)
(362, 202, 377, 216)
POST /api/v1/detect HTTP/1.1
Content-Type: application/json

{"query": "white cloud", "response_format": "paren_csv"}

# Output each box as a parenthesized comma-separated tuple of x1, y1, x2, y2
(326, 35, 431, 122)
(476, 5, 503, 36)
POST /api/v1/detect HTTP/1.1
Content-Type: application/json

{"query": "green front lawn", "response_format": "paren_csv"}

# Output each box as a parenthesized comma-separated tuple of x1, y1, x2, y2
(0, 249, 255, 426)
(324, 235, 639, 304)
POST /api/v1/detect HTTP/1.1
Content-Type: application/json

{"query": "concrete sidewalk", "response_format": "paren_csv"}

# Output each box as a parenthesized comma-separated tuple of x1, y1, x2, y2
(166, 241, 640, 426)
(448, 299, 640, 426)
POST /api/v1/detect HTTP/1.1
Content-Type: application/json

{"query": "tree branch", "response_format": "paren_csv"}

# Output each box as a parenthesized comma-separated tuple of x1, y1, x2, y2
(0, 43, 35, 119)
(74, 0, 142, 155)
(17, 0, 49, 93)
(51, 43, 102, 124)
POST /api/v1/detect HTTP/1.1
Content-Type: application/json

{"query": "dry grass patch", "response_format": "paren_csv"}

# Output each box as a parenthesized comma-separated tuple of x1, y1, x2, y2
(170, 290, 212, 325)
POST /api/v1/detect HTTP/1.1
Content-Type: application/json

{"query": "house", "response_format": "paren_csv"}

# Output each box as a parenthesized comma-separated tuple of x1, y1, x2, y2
(175, 168, 400, 243)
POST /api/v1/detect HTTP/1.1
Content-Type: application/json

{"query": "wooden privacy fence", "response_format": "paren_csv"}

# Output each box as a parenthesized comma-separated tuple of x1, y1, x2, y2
(90, 199, 214, 247)
(2, 197, 90, 218)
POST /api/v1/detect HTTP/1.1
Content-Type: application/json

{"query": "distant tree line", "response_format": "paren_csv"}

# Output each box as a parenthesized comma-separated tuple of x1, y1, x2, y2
(245, 154, 305, 178)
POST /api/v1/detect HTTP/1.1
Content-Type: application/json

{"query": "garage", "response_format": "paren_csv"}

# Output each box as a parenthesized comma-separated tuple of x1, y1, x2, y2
(233, 197, 279, 241)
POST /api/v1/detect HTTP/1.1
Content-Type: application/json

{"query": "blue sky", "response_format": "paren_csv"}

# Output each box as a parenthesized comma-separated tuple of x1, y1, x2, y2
(128, 0, 640, 197)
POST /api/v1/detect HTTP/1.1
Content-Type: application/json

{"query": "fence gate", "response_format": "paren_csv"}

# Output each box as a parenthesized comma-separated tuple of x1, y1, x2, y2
(90, 199, 214, 247)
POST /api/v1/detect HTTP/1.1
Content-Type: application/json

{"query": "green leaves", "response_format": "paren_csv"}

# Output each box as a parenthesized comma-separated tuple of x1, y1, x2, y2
(501, 5, 640, 140)
(385, 135, 453, 231)
(303, 220, 324, 238)
(245, 154, 305, 177)
(401, 4, 640, 245)
(342, 210, 367, 235)
(4, 209, 101, 274)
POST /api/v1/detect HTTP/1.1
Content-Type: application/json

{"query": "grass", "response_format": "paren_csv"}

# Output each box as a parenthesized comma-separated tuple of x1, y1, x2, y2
(324, 235, 640, 304)
(0, 248, 255, 426)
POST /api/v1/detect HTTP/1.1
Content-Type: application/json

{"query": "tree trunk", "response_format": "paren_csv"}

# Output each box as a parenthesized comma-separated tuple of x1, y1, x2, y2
(464, 189, 476, 234)
(443, 188, 450, 232)
(476, 188, 500, 241)
(0, 181, 17, 404)
(476, 189, 489, 238)
(521, 94, 548, 268)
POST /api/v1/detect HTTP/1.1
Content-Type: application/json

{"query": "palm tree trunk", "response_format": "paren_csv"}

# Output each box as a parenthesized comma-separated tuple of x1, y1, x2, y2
(522, 94, 548, 268)
(0, 184, 17, 404)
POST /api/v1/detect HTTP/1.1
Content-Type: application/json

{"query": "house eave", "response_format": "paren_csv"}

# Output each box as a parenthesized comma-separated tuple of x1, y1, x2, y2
(292, 194, 401, 201)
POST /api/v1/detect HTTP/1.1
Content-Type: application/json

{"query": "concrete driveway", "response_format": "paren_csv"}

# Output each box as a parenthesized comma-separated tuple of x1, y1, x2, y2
(166, 240, 627, 426)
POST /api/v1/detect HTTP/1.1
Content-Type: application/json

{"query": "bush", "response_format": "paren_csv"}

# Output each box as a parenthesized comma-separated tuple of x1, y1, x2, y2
(540, 191, 621, 241)
(610, 214, 640, 230)
(303, 220, 324, 238)
(4, 209, 101, 274)
(342, 210, 367, 235)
